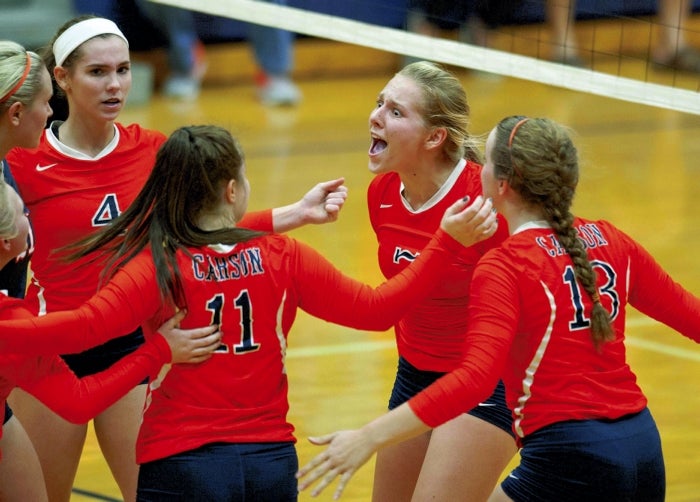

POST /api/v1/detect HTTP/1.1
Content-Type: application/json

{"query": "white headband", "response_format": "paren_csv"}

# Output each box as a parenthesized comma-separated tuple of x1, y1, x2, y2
(53, 18, 129, 66)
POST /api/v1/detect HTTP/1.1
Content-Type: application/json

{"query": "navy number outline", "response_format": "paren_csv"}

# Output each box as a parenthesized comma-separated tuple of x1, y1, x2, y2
(563, 260, 620, 330)
(205, 290, 260, 354)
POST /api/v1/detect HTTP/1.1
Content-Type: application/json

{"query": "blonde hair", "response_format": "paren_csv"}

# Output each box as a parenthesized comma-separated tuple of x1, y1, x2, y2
(397, 61, 481, 164)
(0, 40, 44, 109)
(0, 179, 18, 240)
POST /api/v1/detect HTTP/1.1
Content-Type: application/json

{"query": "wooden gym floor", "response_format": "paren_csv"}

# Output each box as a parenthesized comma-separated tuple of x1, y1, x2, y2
(67, 14, 700, 502)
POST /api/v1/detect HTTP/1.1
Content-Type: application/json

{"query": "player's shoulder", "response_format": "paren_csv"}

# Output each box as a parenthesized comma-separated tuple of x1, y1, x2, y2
(5, 131, 50, 164)
(453, 159, 484, 192)
(368, 171, 400, 195)
(573, 216, 626, 243)
(117, 123, 167, 146)
(191, 234, 297, 258)
(462, 159, 483, 174)
(253, 233, 296, 253)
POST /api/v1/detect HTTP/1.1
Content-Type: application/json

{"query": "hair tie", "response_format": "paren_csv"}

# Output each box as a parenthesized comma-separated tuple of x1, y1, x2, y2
(508, 118, 530, 148)
(0, 52, 32, 104)
(591, 291, 601, 304)
(508, 117, 529, 179)
(53, 18, 129, 67)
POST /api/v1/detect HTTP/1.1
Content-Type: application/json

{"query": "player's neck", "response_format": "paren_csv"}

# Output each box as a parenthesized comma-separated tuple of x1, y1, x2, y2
(503, 203, 547, 235)
(58, 118, 115, 157)
(400, 158, 456, 210)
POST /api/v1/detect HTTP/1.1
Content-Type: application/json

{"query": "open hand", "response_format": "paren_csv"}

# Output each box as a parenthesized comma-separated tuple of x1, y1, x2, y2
(440, 196, 498, 247)
(157, 310, 222, 364)
(297, 429, 375, 500)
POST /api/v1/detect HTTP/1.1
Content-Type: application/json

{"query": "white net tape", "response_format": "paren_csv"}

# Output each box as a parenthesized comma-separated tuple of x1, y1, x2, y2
(151, 0, 700, 115)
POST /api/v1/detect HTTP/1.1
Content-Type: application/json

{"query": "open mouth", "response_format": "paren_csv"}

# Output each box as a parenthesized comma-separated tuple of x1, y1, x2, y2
(369, 137, 387, 154)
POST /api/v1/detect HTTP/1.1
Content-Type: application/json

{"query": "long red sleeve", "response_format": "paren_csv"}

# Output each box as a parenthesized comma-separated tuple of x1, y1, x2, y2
(408, 219, 700, 440)
(0, 256, 162, 354)
(294, 228, 466, 330)
(15, 334, 170, 423)
(238, 209, 273, 232)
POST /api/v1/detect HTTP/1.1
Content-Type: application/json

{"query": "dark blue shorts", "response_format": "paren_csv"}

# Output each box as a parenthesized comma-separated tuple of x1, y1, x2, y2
(3, 401, 12, 424)
(137, 442, 298, 501)
(388, 356, 513, 437)
(61, 327, 145, 378)
(502, 408, 665, 502)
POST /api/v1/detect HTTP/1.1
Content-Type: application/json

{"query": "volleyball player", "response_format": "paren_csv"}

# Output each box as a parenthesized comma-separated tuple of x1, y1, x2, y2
(0, 43, 221, 499)
(4, 16, 347, 501)
(367, 61, 517, 501)
(0, 123, 498, 500)
(297, 116, 700, 501)
(0, 44, 52, 500)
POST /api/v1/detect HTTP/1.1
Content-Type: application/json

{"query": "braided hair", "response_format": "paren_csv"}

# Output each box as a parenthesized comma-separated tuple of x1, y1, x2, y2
(492, 116, 614, 348)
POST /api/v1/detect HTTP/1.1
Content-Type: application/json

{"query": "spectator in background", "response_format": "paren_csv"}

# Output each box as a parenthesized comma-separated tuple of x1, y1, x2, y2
(134, 0, 207, 100)
(404, 1, 520, 68)
(546, 0, 582, 66)
(547, 0, 700, 72)
(135, 0, 301, 103)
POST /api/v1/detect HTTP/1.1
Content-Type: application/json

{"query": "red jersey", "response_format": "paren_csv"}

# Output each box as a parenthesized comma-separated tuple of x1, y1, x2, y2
(0, 296, 171, 459)
(0, 230, 463, 463)
(6, 123, 272, 315)
(410, 219, 700, 443)
(7, 123, 166, 314)
(368, 159, 508, 371)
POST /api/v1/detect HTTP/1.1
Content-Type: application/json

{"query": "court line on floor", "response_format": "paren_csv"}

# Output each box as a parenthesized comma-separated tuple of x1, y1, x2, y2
(287, 317, 700, 361)
(70, 487, 122, 502)
(71, 316, 696, 501)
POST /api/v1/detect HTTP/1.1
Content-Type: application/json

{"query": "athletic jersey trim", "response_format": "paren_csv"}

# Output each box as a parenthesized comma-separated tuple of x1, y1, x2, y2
(399, 159, 466, 213)
(46, 121, 121, 160)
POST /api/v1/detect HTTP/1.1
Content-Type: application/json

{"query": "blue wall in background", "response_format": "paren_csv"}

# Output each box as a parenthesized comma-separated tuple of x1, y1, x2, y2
(73, 0, 700, 49)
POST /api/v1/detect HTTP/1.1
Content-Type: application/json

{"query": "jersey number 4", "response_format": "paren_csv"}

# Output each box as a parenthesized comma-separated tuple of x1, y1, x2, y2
(92, 194, 121, 227)
(206, 290, 261, 354)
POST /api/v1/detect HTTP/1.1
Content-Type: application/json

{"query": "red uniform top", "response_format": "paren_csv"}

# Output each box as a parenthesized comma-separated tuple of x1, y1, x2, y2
(0, 296, 171, 459)
(6, 123, 272, 315)
(0, 229, 463, 463)
(409, 219, 700, 443)
(368, 160, 508, 371)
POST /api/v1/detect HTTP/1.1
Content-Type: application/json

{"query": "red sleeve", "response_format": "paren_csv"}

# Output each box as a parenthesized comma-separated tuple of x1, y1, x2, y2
(0, 252, 161, 354)
(239, 210, 273, 232)
(17, 334, 170, 423)
(293, 228, 466, 330)
(625, 231, 700, 341)
(407, 256, 517, 427)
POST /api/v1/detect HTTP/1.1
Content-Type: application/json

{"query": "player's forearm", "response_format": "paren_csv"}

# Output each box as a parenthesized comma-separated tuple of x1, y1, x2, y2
(361, 403, 431, 451)
(270, 202, 307, 233)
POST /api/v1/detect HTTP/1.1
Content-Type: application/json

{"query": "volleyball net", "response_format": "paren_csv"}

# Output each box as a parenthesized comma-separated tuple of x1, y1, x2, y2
(151, 0, 700, 115)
